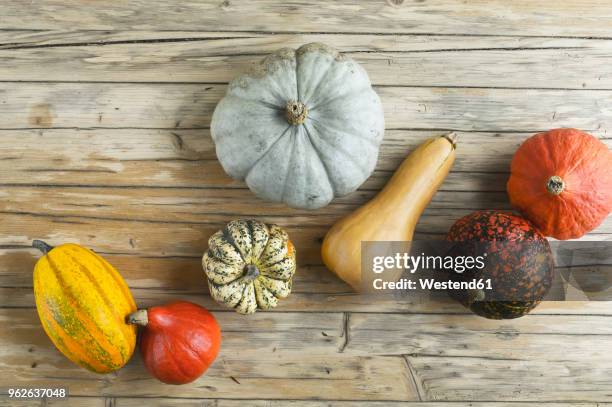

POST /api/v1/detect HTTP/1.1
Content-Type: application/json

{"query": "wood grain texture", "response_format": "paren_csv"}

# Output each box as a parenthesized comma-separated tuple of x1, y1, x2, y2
(1, 1, 612, 36)
(0, 398, 107, 407)
(2, 129, 610, 189)
(0, 309, 416, 401)
(0, 83, 611, 131)
(0, 208, 610, 274)
(4, 287, 612, 315)
(2, 0, 612, 404)
(112, 401, 612, 407)
(2, 400, 609, 407)
(1, 33, 612, 89)
(0, 129, 514, 189)
(1, 308, 612, 401)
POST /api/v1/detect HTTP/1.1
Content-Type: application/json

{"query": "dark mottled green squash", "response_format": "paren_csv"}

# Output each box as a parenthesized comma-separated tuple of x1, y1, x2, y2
(446, 210, 554, 319)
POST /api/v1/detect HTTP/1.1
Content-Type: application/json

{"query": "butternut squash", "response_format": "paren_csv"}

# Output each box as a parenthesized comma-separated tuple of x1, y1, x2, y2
(321, 133, 457, 291)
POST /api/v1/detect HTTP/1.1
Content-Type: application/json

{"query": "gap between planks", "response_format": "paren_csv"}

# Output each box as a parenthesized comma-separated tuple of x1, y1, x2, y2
(2, 34, 612, 88)
(1, 82, 611, 92)
(5, 29, 612, 40)
(2, 303, 612, 317)
(8, 395, 612, 405)
(6, 29, 612, 42)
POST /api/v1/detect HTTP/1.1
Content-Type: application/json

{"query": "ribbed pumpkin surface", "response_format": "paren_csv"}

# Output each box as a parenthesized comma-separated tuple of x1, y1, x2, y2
(203, 219, 296, 314)
(33, 243, 137, 373)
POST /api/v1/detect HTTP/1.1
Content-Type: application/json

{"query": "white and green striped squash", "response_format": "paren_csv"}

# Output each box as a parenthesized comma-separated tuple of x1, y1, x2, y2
(202, 219, 296, 314)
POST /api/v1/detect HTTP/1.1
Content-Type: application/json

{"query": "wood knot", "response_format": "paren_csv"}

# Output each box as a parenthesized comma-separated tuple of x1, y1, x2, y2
(28, 103, 54, 127)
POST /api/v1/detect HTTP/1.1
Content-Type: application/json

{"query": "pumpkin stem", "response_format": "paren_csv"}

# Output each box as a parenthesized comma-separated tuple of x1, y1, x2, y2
(467, 288, 486, 303)
(126, 309, 148, 326)
(243, 264, 260, 281)
(443, 132, 458, 148)
(546, 175, 565, 195)
(286, 100, 308, 125)
(32, 240, 54, 255)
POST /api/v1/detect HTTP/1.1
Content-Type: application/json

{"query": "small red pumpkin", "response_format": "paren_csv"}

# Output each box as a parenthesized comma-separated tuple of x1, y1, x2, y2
(507, 128, 612, 239)
(128, 301, 221, 385)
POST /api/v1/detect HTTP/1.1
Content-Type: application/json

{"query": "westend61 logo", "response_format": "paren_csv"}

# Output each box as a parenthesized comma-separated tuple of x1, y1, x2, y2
(370, 250, 491, 291)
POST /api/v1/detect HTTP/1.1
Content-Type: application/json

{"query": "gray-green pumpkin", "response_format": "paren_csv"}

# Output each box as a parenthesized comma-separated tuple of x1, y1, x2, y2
(202, 219, 296, 314)
(211, 43, 385, 209)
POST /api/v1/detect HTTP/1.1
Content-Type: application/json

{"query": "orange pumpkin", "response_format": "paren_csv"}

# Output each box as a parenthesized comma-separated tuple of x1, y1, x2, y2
(507, 128, 612, 239)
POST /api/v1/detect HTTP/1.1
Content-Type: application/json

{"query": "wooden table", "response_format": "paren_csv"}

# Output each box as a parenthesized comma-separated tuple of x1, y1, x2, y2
(1, 1, 612, 406)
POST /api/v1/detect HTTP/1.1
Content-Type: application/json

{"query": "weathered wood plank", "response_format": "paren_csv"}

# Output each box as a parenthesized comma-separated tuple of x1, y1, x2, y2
(2, 186, 611, 237)
(1, 309, 612, 401)
(2, 277, 611, 315)
(0, 83, 609, 131)
(0, 309, 415, 401)
(0, 221, 606, 313)
(0, 399, 606, 407)
(405, 354, 612, 402)
(0, 30, 603, 51)
(0, 209, 609, 268)
(0, 187, 512, 216)
(0, 241, 609, 314)
(291, 312, 612, 401)
(0, 184, 610, 250)
(0, 30, 260, 47)
(0, 128, 489, 188)
(1, 1, 612, 37)
(114, 400, 612, 407)
(0, 182, 609, 304)
(0, 129, 523, 192)
(0, 186, 513, 222)
(346, 313, 612, 358)
(0, 212, 405, 268)
(1, 34, 611, 89)
(0, 398, 107, 407)
(1, 398, 610, 407)
(2, 187, 609, 243)
(3, 130, 609, 190)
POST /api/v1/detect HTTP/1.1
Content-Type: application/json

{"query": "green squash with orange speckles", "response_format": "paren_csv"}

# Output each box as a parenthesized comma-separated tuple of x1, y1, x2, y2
(446, 210, 554, 319)
(202, 219, 296, 314)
